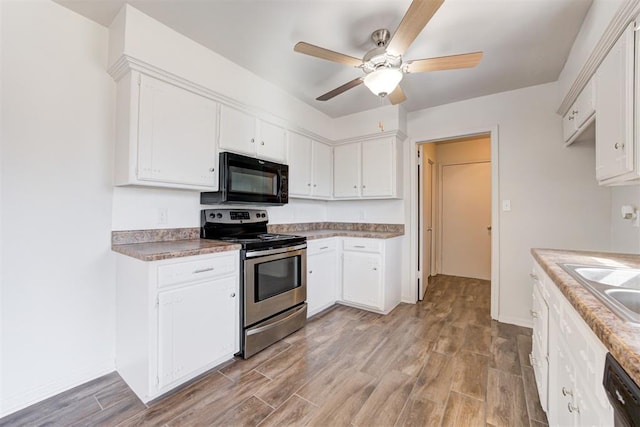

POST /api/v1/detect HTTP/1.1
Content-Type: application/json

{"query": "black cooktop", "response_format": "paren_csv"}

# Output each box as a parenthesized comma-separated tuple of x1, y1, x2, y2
(200, 209, 306, 251)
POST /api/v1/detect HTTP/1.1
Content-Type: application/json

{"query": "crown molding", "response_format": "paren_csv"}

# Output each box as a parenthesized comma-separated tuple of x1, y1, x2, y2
(557, 0, 640, 116)
(333, 129, 408, 145)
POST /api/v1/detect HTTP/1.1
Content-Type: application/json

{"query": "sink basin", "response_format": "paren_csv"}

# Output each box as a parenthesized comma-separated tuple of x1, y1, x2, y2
(558, 263, 640, 325)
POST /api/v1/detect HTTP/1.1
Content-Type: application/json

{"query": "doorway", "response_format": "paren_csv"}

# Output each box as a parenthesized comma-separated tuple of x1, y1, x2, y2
(416, 133, 493, 301)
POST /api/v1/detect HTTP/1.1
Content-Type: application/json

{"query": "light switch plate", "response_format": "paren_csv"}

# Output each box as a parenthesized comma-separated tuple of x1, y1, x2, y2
(502, 200, 511, 211)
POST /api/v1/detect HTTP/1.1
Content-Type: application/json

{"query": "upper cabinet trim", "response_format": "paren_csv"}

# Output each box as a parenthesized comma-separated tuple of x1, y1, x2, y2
(108, 54, 333, 146)
(558, 0, 640, 116)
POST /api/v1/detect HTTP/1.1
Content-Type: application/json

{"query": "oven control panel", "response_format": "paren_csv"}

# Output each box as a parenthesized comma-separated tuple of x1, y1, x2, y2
(202, 209, 268, 224)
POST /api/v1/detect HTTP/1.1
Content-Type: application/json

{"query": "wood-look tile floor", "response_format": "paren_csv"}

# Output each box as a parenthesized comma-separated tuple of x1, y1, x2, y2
(1, 275, 548, 427)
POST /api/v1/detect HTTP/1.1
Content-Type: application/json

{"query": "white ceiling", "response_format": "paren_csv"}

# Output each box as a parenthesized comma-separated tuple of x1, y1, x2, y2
(55, 0, 593, 118)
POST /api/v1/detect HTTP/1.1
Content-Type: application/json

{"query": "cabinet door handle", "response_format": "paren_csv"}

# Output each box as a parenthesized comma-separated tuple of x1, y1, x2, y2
(572, 109, 579, 115)
(319, 246, 329, 250)
(373, 267, 378, 271)
(193, 267, 215, 274)
(362, 185, 366, 189)
(567, 402, 579, 413)
(568, 115, 574, 120)
(529, 272, 538, 280)
(251, 138, 255, 143)
(353, 185, 357, 189)
(309, 270, 313, 274)
(530, 309, 539, 318)
(562, 387, 573, 397)
(261, 141, 265, 145)
(209, 167, 215, 172)
(230, 292, 236, 298)
(307, 183, 311, 187)
(313, 184, 317, 187)
(615, 143, 624, 150)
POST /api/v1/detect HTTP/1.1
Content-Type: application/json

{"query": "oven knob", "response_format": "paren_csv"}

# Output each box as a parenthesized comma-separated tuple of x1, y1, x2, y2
(261, 213, 266, 218)
(256, 213, 261, 218)
(216, 213, 222, 219)
(209, 213, 215, 218)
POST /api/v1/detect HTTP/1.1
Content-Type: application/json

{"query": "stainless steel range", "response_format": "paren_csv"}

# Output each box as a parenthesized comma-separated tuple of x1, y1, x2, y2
(201, 209, 307, 358)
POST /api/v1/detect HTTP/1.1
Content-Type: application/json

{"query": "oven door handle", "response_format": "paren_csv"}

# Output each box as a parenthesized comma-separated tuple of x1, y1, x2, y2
(245, 243, 307, 258)
(246, 304, 306, 336)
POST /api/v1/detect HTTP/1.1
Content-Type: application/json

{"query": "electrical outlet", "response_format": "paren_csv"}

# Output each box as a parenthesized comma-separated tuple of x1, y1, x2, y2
(158, 208, 168, 225)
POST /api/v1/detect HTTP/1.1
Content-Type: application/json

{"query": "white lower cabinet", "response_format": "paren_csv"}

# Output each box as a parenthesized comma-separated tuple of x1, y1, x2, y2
(340, 237, 401, 314)
(116, 251, 239, 402)
(306, 238, 338, 317)
(531, 260, 613, 426)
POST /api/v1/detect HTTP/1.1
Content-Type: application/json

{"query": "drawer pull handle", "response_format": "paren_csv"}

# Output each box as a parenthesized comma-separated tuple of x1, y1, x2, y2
(354, 245, 366, 248)
(567, 402, 579, 413)
(309, 270, 313, 274)
(562, 387, 573, 397)
(194, 267, 215, 274)
(319, 246, 329, 250)
(529, 273, 538, 280)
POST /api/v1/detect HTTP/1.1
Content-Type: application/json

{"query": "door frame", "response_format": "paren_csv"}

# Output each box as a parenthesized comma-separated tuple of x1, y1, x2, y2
(417, 148, 435, 300)
(409, 126, 500, 320)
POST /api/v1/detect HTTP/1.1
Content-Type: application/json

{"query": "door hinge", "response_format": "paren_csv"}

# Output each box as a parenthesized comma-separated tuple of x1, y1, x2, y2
(416, 270, 421, 279)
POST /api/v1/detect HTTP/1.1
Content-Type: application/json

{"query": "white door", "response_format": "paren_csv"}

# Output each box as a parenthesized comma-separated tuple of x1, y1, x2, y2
(441, 162, 491, 280)
(312, 141, 333, 198)
(419, 158, 434, 300)
(137, 75, 218, 188)
(287, 132, 312, 196)
(362, 138, 394, 197)
(218, 105, 257, 156)
(333, 143, 361, 198)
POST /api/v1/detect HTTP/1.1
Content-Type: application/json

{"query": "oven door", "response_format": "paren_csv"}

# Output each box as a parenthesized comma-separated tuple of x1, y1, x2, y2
(244, 245, 306, 326)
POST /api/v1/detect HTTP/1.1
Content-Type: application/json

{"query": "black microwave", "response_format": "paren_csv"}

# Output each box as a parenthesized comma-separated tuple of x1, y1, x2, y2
(200, 152, 288, 206)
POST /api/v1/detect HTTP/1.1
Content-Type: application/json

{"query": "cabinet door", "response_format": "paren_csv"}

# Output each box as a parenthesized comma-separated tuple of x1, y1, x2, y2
(595, 23, 635, 181)
(157, 276, 237, 389)
(531, 282, 549, 412)
(287, 132, 312, 196)
(307, 250, 337, 316)
(333, 143, 361, 198)
(562, 110, 578, 142)
(312, 141, 333, 198)
(342, 252, 382, 310)
(137, 75, 218, 188)
(257, 120, 286, 162)
(218, 105, 257, 156)
(362, 138, 395, 197)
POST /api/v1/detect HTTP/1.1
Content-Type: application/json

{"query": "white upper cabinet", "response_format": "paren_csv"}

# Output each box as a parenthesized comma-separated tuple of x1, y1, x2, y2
(562, 79, 595, 144)
(218, 104, 286, 162)
(333, 143, 362, 198)
(595, 21, 636, 184)
(312, 140, 333, 198)
(288, 132, 333, 199)
(115, 72, 218, 190)
(334, 137, 402, 199)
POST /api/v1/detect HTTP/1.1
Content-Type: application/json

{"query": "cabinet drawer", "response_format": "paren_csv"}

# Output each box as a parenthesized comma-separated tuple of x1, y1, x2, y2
(157, 253, 237, 288)
(307, 238, 337, 256)
(343, 238, 382, 253)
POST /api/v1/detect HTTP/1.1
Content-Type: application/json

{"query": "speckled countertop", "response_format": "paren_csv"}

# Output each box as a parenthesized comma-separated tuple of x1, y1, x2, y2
(112, 223, 404, 261)
(532, 248, 640, 387)
(111, 228, 240, 261)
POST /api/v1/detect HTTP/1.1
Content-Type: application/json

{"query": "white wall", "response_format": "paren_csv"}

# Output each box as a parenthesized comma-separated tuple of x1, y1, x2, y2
(407, 82, 612, 326)
(1, 0, 115, 415)
(333, 105, 404, 140)
(610, 185, 640, 252)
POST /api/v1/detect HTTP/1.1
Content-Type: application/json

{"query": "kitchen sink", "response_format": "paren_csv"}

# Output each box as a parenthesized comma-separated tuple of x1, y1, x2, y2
(558, 263, 640, 325)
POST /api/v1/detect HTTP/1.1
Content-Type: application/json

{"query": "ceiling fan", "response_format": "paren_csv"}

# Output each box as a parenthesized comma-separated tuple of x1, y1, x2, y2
(293, 0, 482, 105)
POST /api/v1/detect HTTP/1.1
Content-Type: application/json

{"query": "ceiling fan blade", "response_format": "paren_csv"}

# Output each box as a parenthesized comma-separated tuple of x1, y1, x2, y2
(406, 52, 483, 73)
(316, 77, 364, 101)
(386, 0, 445, 56)
(388, 85, 407, 105)
(294, 42, 362, 67)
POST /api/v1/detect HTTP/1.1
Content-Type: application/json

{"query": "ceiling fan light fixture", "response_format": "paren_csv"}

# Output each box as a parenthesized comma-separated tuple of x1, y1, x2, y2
(363, 67, 403, 97)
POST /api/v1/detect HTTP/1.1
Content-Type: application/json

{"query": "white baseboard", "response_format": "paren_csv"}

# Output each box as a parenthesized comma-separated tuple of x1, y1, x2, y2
(0, 359, 115, 418)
